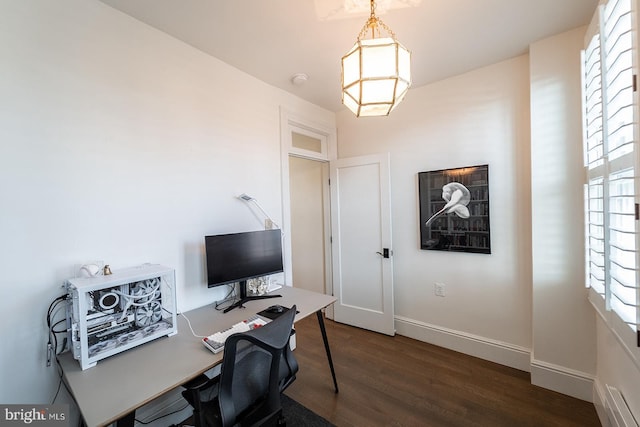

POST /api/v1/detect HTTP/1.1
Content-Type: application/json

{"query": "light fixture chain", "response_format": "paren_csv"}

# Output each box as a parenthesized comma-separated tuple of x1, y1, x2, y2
(356, 0, 397, 42)
(356, 17, 396, 41)
(377, 19, 396, 39)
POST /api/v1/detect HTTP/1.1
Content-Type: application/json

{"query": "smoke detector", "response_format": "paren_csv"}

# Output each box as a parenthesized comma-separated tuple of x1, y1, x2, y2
(291, 73, 309, 86)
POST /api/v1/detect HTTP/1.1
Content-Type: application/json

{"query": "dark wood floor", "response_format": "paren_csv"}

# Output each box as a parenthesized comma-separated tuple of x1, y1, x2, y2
(284, 315, 601, 427)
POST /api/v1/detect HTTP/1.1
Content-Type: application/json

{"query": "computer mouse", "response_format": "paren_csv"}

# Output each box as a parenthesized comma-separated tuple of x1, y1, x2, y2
(267, 304, 285, 314)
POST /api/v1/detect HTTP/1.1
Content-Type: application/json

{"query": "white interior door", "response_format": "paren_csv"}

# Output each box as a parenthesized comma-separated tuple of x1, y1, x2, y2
(330, 153, 394, 335)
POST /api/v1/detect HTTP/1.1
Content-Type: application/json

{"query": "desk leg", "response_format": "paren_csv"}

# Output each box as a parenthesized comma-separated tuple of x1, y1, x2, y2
(116, 411, 135, 427)
(316, 310, 339, 393)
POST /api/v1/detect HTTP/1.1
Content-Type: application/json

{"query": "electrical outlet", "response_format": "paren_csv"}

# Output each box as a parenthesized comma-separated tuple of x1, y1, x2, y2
(434, 282, 446, 297)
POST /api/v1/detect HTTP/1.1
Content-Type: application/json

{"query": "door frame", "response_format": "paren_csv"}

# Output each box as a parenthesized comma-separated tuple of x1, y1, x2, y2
(279, 108, 337, 299)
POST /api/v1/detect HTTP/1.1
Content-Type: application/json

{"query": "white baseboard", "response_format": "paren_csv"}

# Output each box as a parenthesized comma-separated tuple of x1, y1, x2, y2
(530, 359, 594, 402)
(394, 316, 595, 402)
(593, 380, 611, 427)
(394, 316, 531, 371)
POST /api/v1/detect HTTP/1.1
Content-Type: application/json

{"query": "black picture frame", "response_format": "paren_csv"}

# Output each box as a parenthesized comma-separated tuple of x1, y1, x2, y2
(418, 164, 491, 254)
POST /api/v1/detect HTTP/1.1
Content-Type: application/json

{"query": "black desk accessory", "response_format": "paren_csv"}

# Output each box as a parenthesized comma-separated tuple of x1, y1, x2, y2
(258, 305, 299, 320)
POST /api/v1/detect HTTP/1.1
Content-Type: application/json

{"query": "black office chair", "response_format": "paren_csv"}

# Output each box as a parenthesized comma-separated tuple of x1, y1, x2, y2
(182, 305, 299, 427)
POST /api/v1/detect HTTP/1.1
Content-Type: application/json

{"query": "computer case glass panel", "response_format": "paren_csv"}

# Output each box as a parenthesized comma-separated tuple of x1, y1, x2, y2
(65, 264, 177, 370)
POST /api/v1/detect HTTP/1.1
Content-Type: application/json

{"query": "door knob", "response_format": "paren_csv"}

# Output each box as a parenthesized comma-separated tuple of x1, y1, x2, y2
(376, 248, 390, 258)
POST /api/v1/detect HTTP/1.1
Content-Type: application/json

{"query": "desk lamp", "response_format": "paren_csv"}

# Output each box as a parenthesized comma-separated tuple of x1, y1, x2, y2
(237, 193, 280, 230)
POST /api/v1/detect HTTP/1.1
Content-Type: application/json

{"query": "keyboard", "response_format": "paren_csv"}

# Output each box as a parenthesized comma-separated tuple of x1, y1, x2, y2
(202, 315, 267, 354)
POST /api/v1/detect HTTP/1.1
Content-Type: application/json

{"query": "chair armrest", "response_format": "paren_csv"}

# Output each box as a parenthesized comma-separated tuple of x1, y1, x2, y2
(182, 374, 217, 391)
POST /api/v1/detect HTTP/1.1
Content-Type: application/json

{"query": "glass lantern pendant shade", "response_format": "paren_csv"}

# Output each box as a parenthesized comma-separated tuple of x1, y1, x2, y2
(341, 1, 411, 117)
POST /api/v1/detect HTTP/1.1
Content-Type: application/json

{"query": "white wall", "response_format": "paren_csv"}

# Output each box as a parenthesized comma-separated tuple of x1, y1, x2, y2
(0, 0, 334, 406)
(337, 55, 534, 369)
(529, 26, 597, 400)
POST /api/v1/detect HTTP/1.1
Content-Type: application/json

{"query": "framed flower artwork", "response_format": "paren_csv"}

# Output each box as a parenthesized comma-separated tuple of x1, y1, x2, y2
(418, 164, 491, 254)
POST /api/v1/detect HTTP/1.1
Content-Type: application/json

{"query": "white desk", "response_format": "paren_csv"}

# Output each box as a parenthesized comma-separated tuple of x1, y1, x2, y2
(57, 286, 337, 427)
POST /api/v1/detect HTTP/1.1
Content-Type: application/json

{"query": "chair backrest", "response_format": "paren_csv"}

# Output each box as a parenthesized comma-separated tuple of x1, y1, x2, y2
(217, 305, 297, 427)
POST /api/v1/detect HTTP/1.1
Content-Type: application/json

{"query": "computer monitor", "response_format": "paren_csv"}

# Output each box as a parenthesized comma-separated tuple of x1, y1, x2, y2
(205, 229, 283, 312)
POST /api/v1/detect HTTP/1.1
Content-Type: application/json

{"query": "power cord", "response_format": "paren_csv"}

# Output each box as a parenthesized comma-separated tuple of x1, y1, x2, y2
(47, 294, 73, 405)
(180, 283, 239, 338)
(213, 284, 237, 311)
(178, 311, 207, 339)
(134, 403, 190, 425)
(47, 295, 68, 367)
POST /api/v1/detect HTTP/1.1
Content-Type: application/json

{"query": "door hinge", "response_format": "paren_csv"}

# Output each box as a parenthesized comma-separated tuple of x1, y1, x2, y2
(634, 74, 637, 92)
(635, 203, 639, 220)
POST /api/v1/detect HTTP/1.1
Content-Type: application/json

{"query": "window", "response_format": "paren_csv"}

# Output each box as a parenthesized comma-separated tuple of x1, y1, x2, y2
(582, 0, 639, 347)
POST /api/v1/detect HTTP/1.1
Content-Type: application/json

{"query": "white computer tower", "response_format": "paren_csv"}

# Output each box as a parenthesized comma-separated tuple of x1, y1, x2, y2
(65, 264, 178, 370)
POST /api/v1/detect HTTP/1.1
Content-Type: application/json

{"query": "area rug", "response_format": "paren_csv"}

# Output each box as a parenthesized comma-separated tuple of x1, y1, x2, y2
(281, 394, 336, 427)
(178, 394, 335, 427)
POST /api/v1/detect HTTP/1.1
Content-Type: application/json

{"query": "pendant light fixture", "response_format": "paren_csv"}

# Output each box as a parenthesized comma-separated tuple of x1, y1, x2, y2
(341, 0, 411, 117)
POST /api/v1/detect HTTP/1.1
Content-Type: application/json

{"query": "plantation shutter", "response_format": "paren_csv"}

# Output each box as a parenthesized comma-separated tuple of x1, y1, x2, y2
(584, 28, 606, 296)
(583, 0, 640, 335)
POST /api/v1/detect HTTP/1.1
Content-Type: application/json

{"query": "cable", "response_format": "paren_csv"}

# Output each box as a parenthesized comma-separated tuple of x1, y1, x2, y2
(46, 294, 74, 405)
(134, 403, 190, 425)
(179, 311, 207, 339)
(47, 296, 66, 323)
(52, 355, 82, 411)
(51, 318, 68, 353)
(51, 318, 67, 333)
(180, 282, 235, 336)
(214, 284, 237, 311)
(50, 371, 64, 404)
(47, 295, 68, 368)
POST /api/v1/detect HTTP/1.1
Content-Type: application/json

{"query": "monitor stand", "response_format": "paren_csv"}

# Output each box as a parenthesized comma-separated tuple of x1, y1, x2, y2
(223, 280, 281, 313)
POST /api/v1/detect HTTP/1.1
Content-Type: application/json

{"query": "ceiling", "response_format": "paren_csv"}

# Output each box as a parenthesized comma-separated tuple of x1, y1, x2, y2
(99, 0, 598, 113)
